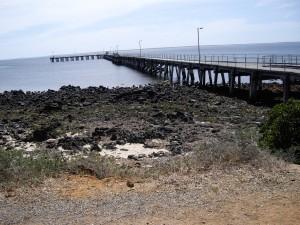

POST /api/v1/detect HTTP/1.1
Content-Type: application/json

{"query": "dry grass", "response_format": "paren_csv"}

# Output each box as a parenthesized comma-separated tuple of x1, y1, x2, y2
(66, 153, 133, 179)
(0, 143, 284, 189)
(149, 143, 285, 177)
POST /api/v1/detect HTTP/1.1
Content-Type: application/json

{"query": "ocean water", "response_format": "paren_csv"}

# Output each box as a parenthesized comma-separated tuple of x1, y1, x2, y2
(0, 42, 299, 92)
(0, 57, 156, 92)
(123, 42, 300, 57)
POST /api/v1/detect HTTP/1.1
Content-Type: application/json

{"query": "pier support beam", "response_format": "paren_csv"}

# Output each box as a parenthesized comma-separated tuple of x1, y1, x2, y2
(229, 72, 235, 96)
(190, 69, 195, 85)
(164, 64, 169, 80)
(197, 69, 202, 86)
(258, 79, 263, 91)
(283, 76, 290, 103)
(221, 72, 226, 87)
(214, 70, 219, 87)
(208, 70, 213, 86)
(182, 68, 187, 84)
(202, 70, 206, 86)
(176, 67, 181, 83)
(237, 76, 241, 89)
(169, 66, 174, 83)
(249, 73, 259, 101)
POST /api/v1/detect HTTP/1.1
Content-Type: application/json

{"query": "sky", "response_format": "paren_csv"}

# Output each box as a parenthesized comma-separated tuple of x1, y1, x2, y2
(0, 0, 299, 59)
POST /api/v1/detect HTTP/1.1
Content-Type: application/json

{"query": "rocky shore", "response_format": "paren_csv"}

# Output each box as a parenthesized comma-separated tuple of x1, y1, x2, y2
(2, 82, 300, 225)
(0, 82, 268, 161)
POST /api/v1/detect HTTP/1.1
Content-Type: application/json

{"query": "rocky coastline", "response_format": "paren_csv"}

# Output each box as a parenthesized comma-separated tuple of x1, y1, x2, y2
(0, 82, 268, 161)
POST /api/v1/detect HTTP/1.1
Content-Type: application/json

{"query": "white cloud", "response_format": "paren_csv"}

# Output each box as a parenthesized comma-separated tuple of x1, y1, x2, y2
(0, 0, 179, 35)
(256, 0, 296, 8)
(0, 0, 299, 59)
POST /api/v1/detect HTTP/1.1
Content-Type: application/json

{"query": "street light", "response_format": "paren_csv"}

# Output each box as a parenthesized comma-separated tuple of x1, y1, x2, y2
(139, 40, 142, 58)
(197, 27, 204, 65)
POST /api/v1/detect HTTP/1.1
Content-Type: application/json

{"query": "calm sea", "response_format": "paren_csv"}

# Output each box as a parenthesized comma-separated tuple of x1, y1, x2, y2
(0, 42, 299, 92)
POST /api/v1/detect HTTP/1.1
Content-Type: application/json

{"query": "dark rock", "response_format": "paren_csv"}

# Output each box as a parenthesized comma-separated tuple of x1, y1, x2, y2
(167, 111, 194, 123)
(102, 142, 117, 150)
(57, 136, 92, 150)
(151, 151, 168, 158)
(153, 111, 165, 118)
(42, 101, 62, 112)
(138, 154, 147, 159)
(168, 136, 183, 155)
(59, 85, 81, 92)
(0, 126, 4, 135)
(295, 149, 300, 164)
(29, 120, 61, 142)
(170, 145, 183, 155)
(111, 133, 118, 141)
(126, 180, 135, 188)
(83, 102, 92, 107)
(46, 139, 57, 148)
(128, 155, 138, 160)
(116, 140, 126, 145)
(92, 127, 110, 137)
(66, 114, 74, 123)
(93, 126, 168, 144)
(91, 143, 101, 152)
(18, 101, 25, 106)
(211, 128, 221, 133)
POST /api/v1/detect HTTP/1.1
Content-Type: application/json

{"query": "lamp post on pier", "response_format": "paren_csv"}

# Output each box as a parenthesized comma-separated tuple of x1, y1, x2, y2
(139, 40, 142, 58)
(116, 45, 119, 54)
(197, 27, 204, 65)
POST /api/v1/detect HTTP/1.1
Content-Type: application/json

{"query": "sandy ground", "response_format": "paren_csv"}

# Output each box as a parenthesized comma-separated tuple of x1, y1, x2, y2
(100, 143, 169, 159)
(0, 164, 299, 225)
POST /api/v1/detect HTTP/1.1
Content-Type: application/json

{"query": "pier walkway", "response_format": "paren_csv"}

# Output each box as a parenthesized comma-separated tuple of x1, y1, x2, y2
(105, 54, 300, 102)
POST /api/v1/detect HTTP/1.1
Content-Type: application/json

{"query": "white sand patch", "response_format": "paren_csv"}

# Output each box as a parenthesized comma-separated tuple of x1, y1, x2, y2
(24, 142, 37, 152)
(10, 142, 37, 152)
(83, 144, 92, 151)
(65, 132, 81, 138)
(100, 143, 169, 159)
(57, 146, 84, 161)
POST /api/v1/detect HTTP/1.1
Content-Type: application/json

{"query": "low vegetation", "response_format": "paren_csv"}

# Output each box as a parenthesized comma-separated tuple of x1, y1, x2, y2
(151, 143, 281, 177)
(0, 149, 64, 188)
(0, 141, 281, 189)
(259, 99, 300, 163)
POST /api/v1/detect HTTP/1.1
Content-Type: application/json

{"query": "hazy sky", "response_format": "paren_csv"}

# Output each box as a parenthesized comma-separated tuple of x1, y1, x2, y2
(0, 0, 299, 59)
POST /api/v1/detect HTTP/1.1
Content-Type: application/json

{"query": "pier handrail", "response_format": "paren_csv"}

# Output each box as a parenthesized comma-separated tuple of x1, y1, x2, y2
(117, 53, 300, 71)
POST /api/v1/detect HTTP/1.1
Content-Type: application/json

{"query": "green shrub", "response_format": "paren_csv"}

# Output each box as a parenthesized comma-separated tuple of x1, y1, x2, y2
(260, 99, 300, 149)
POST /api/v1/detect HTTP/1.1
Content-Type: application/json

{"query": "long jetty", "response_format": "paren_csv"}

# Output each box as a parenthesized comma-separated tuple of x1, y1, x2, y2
(104, 54, 300, 102)
(50, 54, 104, 63)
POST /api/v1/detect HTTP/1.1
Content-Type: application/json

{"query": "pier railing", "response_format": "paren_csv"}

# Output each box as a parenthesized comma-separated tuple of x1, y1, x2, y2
(118, 53, 300, 71)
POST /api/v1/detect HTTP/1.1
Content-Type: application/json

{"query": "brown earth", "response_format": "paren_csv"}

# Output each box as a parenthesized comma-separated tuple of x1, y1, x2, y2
(1, 164, 299, 225)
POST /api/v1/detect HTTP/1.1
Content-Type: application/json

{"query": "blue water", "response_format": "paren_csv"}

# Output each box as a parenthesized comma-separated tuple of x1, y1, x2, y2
(0, 42, 299, 92)
(123, 42, 300, 57)
(0, 57, 155, 92)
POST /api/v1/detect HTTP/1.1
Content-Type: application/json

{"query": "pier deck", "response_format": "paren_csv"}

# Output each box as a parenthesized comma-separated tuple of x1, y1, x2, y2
(105, 54, 300, 102)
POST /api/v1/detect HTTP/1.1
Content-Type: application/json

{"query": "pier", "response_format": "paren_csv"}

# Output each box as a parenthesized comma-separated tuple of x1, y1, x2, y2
(50, 54, 104, 63)
(104, 54, 300, 102)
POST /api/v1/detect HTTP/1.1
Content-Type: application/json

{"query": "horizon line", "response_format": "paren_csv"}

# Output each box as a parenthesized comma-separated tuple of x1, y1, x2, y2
(1, 41, 300, 61)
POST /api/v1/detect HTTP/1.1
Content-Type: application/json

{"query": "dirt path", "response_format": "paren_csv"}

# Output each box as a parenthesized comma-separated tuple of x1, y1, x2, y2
(1, 165, 299, 225)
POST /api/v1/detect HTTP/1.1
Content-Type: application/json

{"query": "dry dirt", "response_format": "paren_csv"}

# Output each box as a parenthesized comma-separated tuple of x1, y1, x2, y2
(1, 164, 299, 225)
